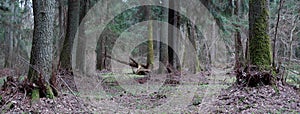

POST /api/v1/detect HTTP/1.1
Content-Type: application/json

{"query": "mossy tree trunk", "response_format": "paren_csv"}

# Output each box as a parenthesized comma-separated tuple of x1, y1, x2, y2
(249, 0, 271, 69)
(28, 0, 56, 101)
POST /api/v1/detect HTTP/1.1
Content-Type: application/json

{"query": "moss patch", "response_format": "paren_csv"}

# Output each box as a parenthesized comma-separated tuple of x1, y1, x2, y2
(31, 88, 40, 103)
(249, 0, 272, 69)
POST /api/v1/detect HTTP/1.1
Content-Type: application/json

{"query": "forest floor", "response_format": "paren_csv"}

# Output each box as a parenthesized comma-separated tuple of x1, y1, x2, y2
(0, 67, 299, 113)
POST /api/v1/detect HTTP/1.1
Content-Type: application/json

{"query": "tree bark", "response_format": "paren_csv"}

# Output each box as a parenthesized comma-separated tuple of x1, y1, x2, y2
(76, 0, 89, 74)
(272, 0, 283, 67)
(168, 0, 176, 68)
(145, 6, 154, 69)
(59, 0, 80, 70)
(4, 3, 15, 68)
(249, 0, 271, 68)
(28, 0, 56, 101)
(96, 0, 109, 70)
(234, 0, 244, 70)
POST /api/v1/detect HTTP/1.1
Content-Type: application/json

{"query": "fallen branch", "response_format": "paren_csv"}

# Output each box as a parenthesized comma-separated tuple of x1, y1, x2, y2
(105, 54, 148, 69)
(104, 54, 150, 75)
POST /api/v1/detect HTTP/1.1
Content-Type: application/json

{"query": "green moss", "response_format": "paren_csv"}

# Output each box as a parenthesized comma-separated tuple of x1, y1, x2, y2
(31, 88, 40, 102)
(249, 0, 272, 69)
(46, 85, 54, 99)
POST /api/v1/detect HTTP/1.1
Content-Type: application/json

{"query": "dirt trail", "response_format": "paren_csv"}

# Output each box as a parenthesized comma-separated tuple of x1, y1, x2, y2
(198, 67, 234, 112)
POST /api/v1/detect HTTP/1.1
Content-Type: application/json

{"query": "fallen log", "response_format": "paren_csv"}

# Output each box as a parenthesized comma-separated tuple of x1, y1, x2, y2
(105, 54, 150, 75)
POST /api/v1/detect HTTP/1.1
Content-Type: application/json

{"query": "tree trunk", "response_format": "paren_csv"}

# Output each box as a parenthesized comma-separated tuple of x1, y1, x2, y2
(159, 0, 168, 73)
(76, 0, 89, 74)
(186, 4, 201, 73)
(58, 0, 80, 92)
(234, 0, 244, 70)
(285, 20, 297, 82)
(96, 37, 106, 70)
(145, 6, 154, 69)
(249, 0, 271, 68)
(28, 0, 56, 101)
(238, 0, 273, 86)
(96, 0, 109, 70)
(272, 0, 283, 67)
(59, 0, 80, 70)
(168, 0, 175, 68)
(4, 4, 15, 68)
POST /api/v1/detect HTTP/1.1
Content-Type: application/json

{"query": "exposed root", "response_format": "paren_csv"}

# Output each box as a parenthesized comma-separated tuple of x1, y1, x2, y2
(236, 65, 275, 87)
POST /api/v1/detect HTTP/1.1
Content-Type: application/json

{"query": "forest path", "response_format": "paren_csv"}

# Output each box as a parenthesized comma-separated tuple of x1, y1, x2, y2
(76, 67, 236, 113)
(197, 67, 235, 112)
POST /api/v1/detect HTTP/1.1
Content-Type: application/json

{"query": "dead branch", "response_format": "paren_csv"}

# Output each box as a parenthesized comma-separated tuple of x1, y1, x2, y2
(105, 54, 147, 68)
(104, 54, 151, 75)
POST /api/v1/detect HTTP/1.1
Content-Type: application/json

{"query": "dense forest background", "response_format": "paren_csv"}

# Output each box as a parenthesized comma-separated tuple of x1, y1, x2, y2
(0, 0, 299, 113)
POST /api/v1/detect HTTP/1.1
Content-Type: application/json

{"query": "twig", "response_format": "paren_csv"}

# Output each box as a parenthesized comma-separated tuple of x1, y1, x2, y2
(273, 0, 284, 67)
(23, 88, 27, 101)
(57, 75, 88, 112)
(0, 91, 17, 111)
(58, 75, 76, 96)
(17, 55, 42, 75)
(105, 53, 149, 69)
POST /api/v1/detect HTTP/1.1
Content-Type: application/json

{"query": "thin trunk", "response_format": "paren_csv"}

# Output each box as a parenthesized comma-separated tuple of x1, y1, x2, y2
(4, 4, 15, 68)
(146, 6, 154, 68)
(159, 0, 168, 73)
(187, 21, 199, 73)
(168, 0, 177, 69)
(234, 0, 244, 69)
(272, 0, 284, 67)
(285, 22, 297, 82)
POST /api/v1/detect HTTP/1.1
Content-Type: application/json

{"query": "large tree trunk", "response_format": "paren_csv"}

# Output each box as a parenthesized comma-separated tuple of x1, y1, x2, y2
(249, 0, 271, 68)
(28, 0, 56, 101)
(237, 0, 272, 86)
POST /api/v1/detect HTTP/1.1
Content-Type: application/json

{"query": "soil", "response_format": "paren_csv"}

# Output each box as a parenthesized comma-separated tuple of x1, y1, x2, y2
(0, 68, 299, 113)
